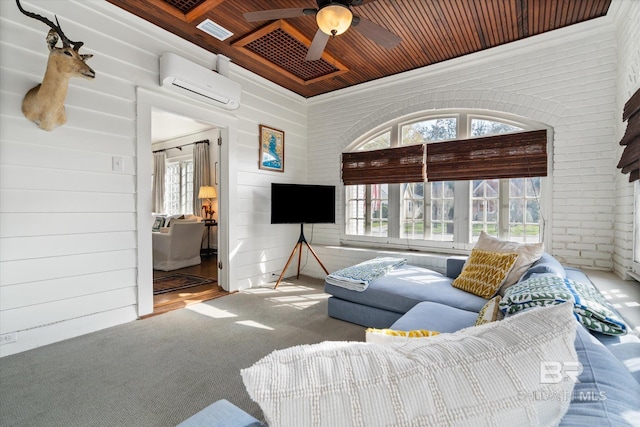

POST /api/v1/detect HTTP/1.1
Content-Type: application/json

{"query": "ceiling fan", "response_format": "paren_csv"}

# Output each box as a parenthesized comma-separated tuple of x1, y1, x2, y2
(243, 0, 402, 61)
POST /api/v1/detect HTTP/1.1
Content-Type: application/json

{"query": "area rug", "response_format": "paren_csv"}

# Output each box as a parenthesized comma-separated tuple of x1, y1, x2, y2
(153, 273, 216, 295)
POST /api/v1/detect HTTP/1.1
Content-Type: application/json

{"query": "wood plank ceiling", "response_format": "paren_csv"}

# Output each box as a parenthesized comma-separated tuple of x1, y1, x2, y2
(106, 0, 611, 98)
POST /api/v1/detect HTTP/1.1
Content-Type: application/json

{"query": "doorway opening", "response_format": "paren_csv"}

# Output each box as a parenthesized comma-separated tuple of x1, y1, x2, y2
(148, 109, 226, 316)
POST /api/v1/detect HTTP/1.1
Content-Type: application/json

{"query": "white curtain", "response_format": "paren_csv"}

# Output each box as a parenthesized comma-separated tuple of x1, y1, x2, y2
(193, 141, 211, 216)
(152, 152, 166, 213)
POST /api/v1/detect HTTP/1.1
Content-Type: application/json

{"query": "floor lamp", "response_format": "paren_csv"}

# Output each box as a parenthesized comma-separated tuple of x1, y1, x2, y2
(274, 223, 329, 289)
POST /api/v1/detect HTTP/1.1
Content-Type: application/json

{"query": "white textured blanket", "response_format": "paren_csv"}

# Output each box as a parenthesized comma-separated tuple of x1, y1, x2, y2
(325, 257, 407, 292)
(242, 303, 578, 427)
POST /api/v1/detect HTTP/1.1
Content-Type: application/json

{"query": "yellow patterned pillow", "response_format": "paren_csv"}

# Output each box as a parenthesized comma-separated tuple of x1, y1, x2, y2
(365, 328, 440, 343)
(475, 295, 504, 326)
(452, 249, 519, 298)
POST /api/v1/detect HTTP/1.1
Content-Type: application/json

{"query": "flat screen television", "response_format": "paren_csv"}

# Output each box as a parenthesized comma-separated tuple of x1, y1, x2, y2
(271, 183, 336, 224)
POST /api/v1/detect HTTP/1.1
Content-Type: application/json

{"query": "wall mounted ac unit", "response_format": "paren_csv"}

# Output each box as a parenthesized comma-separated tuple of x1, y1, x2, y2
(159, 52, 241, 110)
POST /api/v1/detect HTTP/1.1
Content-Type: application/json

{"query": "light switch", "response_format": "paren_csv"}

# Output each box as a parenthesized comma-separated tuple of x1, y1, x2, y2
(112, 156, 124, 172)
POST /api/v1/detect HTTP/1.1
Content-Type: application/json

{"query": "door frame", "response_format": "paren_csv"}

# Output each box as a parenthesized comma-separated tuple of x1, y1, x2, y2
(136, 87, 237, 317)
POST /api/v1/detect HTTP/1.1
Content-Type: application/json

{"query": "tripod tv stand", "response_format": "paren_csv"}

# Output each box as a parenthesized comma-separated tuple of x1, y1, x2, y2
(274, 224, 329, 289)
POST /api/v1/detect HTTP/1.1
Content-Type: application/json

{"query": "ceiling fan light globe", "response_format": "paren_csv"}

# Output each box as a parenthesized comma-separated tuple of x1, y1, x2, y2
(316, 4, 353, 36)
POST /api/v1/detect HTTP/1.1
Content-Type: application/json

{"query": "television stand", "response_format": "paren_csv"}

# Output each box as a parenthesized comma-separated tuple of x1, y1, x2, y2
(274, 224, 329, 289)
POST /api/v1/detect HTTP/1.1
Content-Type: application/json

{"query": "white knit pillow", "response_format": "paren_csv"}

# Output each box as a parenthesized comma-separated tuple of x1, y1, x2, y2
(242, 303, 578, 427)
(474, 231, 544, 295)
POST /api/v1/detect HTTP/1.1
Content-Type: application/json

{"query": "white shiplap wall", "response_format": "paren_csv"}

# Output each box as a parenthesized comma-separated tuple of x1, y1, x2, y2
(302, 5, 632, 278)
(0, 0, 307, 357)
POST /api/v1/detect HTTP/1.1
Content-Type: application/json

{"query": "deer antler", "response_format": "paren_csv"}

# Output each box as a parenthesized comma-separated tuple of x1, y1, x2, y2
(15, 0, 84, 51)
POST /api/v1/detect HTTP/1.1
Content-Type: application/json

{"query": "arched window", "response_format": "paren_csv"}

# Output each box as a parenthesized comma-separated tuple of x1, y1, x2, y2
(342, 110, 549, 251)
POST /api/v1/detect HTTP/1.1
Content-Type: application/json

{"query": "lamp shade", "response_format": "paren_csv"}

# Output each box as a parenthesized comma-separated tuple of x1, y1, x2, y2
(316, 4, 353, 36)
(198, 186, 217, 199)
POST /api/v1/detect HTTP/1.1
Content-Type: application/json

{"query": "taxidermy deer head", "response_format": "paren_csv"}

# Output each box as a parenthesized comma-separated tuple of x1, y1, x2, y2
(16, 0, 95, 131)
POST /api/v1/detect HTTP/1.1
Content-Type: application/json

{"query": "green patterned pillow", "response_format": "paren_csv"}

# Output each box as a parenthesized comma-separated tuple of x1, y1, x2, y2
(500, 275, 627, 336)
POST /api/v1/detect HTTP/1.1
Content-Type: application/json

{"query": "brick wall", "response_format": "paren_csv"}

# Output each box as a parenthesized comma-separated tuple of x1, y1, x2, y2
(304, 15, 622, 277)
(613, 1, 640, 278)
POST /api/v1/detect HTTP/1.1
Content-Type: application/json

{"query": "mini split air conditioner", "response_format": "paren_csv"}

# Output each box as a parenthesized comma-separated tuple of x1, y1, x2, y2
(159, 52, 241, 110)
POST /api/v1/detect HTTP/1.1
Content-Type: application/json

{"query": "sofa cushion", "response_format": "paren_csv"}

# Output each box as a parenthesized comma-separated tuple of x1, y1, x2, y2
(242, 303, 578, 427)
(325, 264, 489, 315)
(501, 275, 627, 336)
(474, 231, 544, 295)
(519, 252, 566, 282)
(390, 301, 479, 333)
(452, 249, 519, 298)
(559, 325, 640, 426)
(177, 399, 266, 427)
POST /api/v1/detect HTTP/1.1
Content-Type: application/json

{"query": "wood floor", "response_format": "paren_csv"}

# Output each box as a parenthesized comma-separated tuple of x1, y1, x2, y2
(149, 254, 227, 317)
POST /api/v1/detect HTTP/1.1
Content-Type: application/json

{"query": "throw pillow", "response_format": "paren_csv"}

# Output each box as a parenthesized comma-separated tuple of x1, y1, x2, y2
(365, 328, 440, 343)
(500, 275, 627, 336)
(474, 231, 544, 295)
(242, 303, 578, 427)
(475, 295, 504, 326)
(452, 249, 519, 298)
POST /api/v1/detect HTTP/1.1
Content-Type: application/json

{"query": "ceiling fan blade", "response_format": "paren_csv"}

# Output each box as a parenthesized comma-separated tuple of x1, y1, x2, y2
(352, 16, 401, 50)
(306, 29, 330, 61)
(243, 8, 313, 22)
(350, 0, 378, 5)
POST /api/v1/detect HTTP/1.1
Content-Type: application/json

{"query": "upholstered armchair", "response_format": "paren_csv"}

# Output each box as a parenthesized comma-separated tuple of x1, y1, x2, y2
(152, 221, 206, 271)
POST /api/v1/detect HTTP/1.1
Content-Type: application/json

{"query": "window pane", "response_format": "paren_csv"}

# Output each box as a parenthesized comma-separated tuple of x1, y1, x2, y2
(371, 184, 388, 237)
(471, 119, 523, 137)
(432, 181, 443, 198)
(472, 179, 499, 239)
(472, 180, 484, 197)
(345, 185, 366, 235)
(430, 181, 454, 241)
(182, 160, 194, 214)
(360, 132, 391, 150)
(443, 199, 455, 220)
(509, 199, 524, 223)
(526, 177, 540, 198)
(510, 178, 524, 197)
(401, 118, 457, 144)
(164, 162, 181, 215)
(401, 183, 424, 239)
(486, 179, 499, 198)
(509, 177, 542, 242)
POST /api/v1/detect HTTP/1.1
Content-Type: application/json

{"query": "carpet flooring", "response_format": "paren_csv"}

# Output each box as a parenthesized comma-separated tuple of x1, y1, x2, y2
(153, 273, 216, 295)
(0, 276, 365, 427)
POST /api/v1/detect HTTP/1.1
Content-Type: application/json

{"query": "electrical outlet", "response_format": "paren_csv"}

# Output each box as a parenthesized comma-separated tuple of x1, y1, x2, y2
(0, 332, 17, 345)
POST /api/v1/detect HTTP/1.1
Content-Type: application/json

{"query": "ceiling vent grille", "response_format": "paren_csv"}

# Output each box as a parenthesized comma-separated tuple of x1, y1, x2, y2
(197, 19, 233, 41)
(246, 28, 339, 81)
(233, 20, 348, 86)
(162, 0, 204, 14)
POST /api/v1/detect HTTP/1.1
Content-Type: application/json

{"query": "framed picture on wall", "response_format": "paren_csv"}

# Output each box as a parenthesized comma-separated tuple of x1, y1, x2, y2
(259, 124, 284, 172)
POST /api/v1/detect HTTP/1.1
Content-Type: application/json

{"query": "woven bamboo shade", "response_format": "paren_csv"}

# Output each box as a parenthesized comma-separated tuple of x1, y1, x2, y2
(342, 144, 426, 185)
(618, 88, 640, 183)
(426, 129, 548, 182)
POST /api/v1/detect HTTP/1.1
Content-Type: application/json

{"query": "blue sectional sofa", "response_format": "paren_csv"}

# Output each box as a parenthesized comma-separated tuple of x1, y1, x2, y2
(180, 252, 640, 426)
(324, 253, 640, 426)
